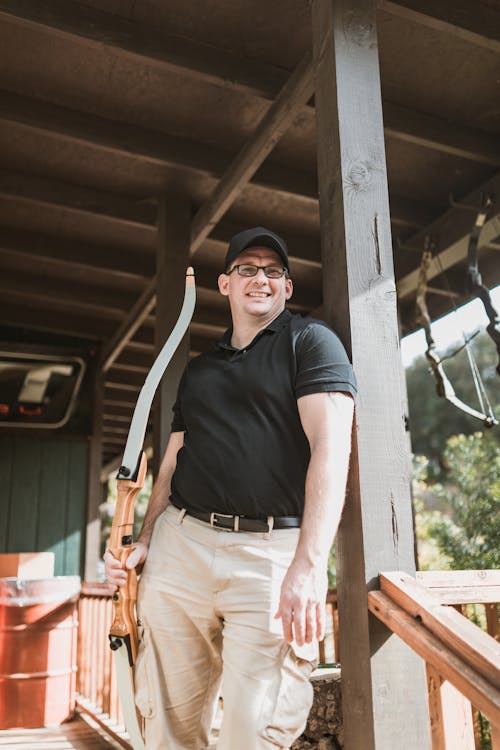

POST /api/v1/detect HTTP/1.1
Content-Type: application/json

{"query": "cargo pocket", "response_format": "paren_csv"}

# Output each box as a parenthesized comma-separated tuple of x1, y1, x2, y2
(261, 642, 316, 747)
(134, 621, 156, 719)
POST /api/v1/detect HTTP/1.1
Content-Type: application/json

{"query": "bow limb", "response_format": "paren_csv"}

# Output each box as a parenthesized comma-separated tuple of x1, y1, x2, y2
(426, 349, 496, 425)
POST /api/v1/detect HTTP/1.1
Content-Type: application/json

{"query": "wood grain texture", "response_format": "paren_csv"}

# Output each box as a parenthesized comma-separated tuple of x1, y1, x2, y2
(369, 590, 500, 725)
(0, 712, 126, 749)
(378, 0, 500, 54)
(312, 0, 429, 747)
(381, 572, 500, 690)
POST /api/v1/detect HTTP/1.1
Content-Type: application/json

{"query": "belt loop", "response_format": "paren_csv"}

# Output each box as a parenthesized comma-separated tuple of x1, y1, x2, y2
(234, 515, 240, 532)
(177, 508, 187, 525)
(265, 515, 274, 539)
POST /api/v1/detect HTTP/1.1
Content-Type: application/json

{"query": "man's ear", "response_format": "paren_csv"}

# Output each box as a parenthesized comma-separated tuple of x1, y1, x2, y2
(218, 273, 230, 297)
(285, 277, 293, 300)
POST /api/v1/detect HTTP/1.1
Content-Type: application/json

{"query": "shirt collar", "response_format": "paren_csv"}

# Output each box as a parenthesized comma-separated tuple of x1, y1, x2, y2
(216, 308, 291, 350)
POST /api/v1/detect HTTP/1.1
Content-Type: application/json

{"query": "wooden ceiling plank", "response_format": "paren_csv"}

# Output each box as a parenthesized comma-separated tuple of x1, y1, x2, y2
(384, 101, 500, 168)
(189, 52, 315, 255)
(0, 267, 136, 314)
(397, 217, 500, 300)
(389, 195, 440, 230)
(378, 0, 500, 54)
(0, 245, 147, 292)
(3, 4, 497, 172)
(0, 285, 126, 321)
(0, 0, 287, 100)
(0, 170, 156, 230)
(0, 90, 317, 202)
(397, 172, 500, 300)
(0, 226, 154, 277)
(101, 53, 315, 370)
(0, 302, 113, 340)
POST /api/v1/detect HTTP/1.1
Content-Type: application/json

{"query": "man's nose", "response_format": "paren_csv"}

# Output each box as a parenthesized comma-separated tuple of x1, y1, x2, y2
(254, 267, 268, 280)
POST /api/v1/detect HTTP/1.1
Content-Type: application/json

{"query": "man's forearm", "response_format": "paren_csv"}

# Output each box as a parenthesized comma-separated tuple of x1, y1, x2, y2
(137, 431, 184, 547)
(293, 392, 354, 571)
(293, 441, 350, 570)
(137, 476, 171, 546)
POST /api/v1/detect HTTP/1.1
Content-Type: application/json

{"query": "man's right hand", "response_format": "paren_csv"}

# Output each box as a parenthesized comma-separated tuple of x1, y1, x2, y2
(103, 541, 149, 590)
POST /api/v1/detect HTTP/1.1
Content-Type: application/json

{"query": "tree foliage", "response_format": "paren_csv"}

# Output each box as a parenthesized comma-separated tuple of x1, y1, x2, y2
(420, 433, 500, 570)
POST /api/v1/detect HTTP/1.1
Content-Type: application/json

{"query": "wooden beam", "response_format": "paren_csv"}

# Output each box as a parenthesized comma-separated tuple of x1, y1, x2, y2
(100, 284, 157, 371)
(0, 0, 288, 101)
(0, 301, 114, 340)
(369, 590, 500, 725)
(389, 194, 440, 230)
(378, 0, 500, 54)
(312, 2, 429, 748)
(0, 246, 146, 292)
(380, 572, 500, 690)
(0, 90, 317, 203)
(101, 53, 315, 365)
(189, 52, 314, 254)
(384, 101, 500, 168)
(0, 279, 126, 322)
(4, 2, 498, 176)
(417, 570, 500, 605)
(397, 182, 500, 300)
(426, 665, 476, 750)
(0, 268, 134, 316)
(0, 225, 155, 277)
(0, 170, 156, 231)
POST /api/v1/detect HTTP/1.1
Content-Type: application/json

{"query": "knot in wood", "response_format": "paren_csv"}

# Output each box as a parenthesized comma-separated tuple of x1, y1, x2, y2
(346, 160, 372, 192)
(344, 10, 375, 48)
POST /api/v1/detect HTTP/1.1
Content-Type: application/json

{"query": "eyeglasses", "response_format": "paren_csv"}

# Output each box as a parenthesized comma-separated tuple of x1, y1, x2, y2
(226, 264, 287, 279)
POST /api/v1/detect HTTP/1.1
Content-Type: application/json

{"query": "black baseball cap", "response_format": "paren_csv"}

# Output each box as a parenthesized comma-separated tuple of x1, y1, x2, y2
(224, 227, 289, 271)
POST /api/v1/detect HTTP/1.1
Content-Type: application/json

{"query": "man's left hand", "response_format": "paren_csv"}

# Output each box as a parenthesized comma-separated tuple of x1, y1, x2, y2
(274, 560, 328, 646)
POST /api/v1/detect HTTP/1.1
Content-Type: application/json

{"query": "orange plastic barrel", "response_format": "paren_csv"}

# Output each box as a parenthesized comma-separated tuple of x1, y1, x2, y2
(0, 576, 80, 728)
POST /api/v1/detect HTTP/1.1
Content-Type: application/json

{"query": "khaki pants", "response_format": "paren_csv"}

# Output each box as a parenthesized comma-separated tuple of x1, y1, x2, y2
(135, 505, 317, 750)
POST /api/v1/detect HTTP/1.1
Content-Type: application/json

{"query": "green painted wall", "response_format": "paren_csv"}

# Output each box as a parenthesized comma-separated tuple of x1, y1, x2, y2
(0, 435, 88, 576)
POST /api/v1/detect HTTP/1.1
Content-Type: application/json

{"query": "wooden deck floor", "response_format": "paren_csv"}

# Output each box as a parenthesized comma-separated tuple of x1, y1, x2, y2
(0, 708, 221, 750)
(0, 713, 126, 750)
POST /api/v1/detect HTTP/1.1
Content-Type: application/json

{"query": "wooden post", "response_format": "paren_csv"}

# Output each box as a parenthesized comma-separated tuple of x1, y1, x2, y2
(312, 1, 430, 748)
(153, 193, 191, 478)
(427, 665, 475, 750)
(84, 360, 104, 581)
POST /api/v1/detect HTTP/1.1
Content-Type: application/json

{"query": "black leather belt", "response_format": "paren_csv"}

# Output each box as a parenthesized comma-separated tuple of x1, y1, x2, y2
(175, 506, 301, 532)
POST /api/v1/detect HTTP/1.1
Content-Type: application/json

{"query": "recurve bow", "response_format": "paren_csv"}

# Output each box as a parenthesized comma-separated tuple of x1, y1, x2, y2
(108, 267, 196, 749)
(415, 242, 497, 427)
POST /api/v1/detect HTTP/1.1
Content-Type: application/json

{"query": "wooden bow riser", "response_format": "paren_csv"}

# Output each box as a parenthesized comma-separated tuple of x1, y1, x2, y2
(109, 452, 147, 664)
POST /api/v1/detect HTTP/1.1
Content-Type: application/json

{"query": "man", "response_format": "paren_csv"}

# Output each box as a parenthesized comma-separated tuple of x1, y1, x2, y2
(105, 226, 356, 750)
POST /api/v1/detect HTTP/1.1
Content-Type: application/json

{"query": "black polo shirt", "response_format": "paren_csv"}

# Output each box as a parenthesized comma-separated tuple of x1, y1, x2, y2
(170, 309, 356, 517)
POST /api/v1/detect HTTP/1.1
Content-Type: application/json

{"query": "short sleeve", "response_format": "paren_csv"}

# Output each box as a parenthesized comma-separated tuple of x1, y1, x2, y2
(295, 322, 357, 399)
(170, 369, 188, 432)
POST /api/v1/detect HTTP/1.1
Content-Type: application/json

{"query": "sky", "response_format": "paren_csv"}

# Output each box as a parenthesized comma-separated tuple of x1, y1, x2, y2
(401, 284, 500, 368)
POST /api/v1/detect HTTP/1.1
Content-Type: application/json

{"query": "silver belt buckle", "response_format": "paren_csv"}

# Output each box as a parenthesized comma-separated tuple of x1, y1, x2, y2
(210, 512, 239, 531)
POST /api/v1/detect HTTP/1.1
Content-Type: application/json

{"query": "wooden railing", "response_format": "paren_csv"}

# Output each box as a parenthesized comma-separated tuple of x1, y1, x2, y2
(76, 573, 498, 750)
(76, 581, 131, 749)
(369, 570, 500, 750)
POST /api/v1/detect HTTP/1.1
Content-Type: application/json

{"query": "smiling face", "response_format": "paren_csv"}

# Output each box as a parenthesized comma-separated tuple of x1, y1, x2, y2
(218, 247, 293, 325)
